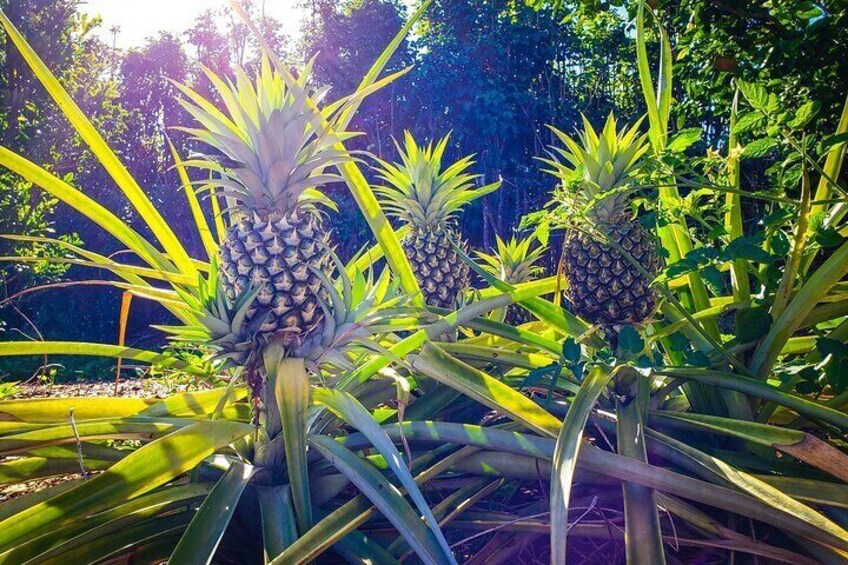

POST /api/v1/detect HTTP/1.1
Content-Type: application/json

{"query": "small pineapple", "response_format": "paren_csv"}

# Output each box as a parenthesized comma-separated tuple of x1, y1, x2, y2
(373, 132, 500, 308)
(176, 59, 350, 352)
(476, 235, 547, 324)
(477, 234, 546, 286)
(542, 114, 660, 326)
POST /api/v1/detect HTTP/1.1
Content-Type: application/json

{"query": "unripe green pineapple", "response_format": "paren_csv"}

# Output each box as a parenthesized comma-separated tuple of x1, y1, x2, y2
(176, 59, 350, 352)
(374, 132, 500, 308)
(542, 114, 661, 326)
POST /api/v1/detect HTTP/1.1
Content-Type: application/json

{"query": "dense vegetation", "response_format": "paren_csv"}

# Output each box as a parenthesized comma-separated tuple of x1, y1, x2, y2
(0, 1, 847, 564)
(3, 0, 846, 369)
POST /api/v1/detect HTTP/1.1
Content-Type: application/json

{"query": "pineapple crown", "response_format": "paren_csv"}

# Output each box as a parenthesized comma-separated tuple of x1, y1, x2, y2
(373, 131, 501, 229)
(175, 57, 352, 218)
(476, 234, 547, 285)
(540, 113, 648, 222)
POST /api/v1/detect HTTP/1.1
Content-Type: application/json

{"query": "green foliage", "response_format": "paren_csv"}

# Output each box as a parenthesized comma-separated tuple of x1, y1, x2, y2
(1, 1, 848, 564)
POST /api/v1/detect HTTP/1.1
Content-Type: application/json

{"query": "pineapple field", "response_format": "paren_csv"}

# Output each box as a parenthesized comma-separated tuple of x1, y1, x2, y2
(0, 1, 847, 564)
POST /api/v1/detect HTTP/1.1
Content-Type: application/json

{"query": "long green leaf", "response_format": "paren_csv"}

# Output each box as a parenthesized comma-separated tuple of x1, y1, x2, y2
(140, 387, 247, 419)
(439, 343, 556, 370)
(0, 341, 205, 375)
(263, 346, 312, 534)
(752, 236, 848, 378)
(808, 93, 848, 236)
(409, 341, 562, 438)
(257, 485, 298, 561)
(0, 418, 192, 455)
(458, 245, 588, 336)
(0, 255, 195, 286)
(550, 365, 613, 565)
(726, 90, 751, 303)
(0, 148, 174, 273)
(306, 435, 451, 565)
(0, 456, 112, 486)
(273, 496, 374, 564)
(617, 395, 666, 564)
(170, 462, 254, 565)
(335, 0, 432, 131)
(313, 388, 456, 564)
(646, 428, 848, 551)
(753, 475, 848, 509)
(0, 9, 196, 276)
(636, 1, 663, 151)
(0, 420, 251, 551)
(635, 0, 716, 340)
(651, 411, 848, 482)
(347, 226, 410, 276)
(3, 484, 210, 564)
(343, 421, 848, 552)
(34, 513, 189, 565)
(169, 140, 218, 261)
(0, 397, 156, 422)
(659, 368, 848, 431)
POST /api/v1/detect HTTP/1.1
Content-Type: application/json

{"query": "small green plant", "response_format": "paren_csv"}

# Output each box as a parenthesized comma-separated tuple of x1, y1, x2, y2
(476, 232, 547, 323)
(0, 381, 20, 399)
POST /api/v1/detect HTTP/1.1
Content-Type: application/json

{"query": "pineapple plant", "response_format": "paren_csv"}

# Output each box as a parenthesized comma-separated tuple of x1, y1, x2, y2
(476, 234, 547, 286)
(175, 60, 350, 355)
(476, 234, 547, 324)
(373, 132, 500, 308)
(541, 114, 660, 326)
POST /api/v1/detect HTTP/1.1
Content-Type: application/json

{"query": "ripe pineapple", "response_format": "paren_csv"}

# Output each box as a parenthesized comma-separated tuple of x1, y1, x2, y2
(542, 114, 660, 326)
(176, 60, 349, 352)
(373, 132, 500, 308)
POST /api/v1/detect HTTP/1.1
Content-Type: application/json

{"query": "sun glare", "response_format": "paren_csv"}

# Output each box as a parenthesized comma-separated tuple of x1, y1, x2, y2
(80, 0, 305, 49)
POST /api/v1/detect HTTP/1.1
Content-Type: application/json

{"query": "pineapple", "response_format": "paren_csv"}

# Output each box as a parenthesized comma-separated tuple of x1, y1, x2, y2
(476, 234, 546, 286)
(373, 132, 500, 308)
(542, 114, 660, 326)
(476, 234, 547, 324)
(176, 60, 350, 353)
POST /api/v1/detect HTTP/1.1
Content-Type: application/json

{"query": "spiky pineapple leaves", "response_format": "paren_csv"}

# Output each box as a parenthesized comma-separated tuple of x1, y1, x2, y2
(312, 388, 456, 564)
(170, 462, 255, 565)
(550, 364, 614, 565)
(411, 341, 561, 437)
(0, 421, 252, 554)
(227, 0, 430, 306)
(0, 10, 196, 277)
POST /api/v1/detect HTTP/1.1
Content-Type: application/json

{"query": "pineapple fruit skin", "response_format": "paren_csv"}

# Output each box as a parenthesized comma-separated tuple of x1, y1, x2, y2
(403, 225, 470, 309)
(562, 221, 661, 325)
(219, 208, 331, 348)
